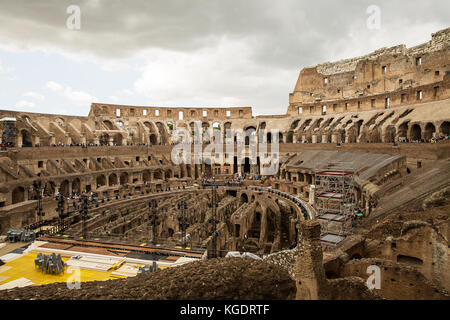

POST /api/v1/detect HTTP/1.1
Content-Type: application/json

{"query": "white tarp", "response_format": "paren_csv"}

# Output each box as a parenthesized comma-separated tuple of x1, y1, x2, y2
(225, 251, 262, 260)
(0, 277, 34, 290)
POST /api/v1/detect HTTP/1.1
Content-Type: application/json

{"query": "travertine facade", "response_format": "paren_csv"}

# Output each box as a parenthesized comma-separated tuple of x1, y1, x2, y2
(0, 28, 449, 300)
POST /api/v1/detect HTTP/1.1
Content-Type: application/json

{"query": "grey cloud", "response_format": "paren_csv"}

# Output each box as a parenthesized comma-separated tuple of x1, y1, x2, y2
(0, 0, 448, 114)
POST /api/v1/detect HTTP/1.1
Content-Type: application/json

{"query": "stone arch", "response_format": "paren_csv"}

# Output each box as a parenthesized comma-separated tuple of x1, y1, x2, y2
(71, 178, 81, 194)
(109, 173, 118, 186)
(99, 133, 110, 145)
(12, 186, 25, 204)
(103, 120, 114, 130)
(149, 134, 157, 145)
(346, 127, 357, 143)
(384, 126, 396, 143)
(424, 123, 436, 140)
(286, 131, 294, 143)
(144, 121, 157, 133)
(45, 181, 56, 196)
(154, 170, 163, 180)
(113, 133, 123, 145)
(60, 180, 70, 197)
(409, 124, 422, 141)
(142, 170, 151, 183)
(240, 193, 248, 204)
(119, 172, 129, 185)
(244, 126, 257, 145)
(165, 169, 172, 180)
(440, 121, 449, 136)
(96, 175, 106, 188)
(398, 122, 409, 140)
(156, 122, 168, 144)
(290, 120, 300, 130)
(21, 129, 33, 147)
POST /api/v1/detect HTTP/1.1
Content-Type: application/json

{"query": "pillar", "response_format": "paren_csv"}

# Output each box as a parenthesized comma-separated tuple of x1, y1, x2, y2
(295, 220, 329, 300)
(309, 185, 315, 205)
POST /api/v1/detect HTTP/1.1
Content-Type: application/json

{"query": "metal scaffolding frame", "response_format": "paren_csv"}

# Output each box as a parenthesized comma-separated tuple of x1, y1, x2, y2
(313, 162, 356, 248)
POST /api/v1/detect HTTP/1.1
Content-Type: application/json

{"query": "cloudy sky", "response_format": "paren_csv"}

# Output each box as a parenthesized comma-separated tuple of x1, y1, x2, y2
(0, 0, 448, 116)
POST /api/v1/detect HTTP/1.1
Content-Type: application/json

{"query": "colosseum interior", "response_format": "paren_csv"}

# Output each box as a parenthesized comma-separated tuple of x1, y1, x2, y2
(0, 27, 449, 301)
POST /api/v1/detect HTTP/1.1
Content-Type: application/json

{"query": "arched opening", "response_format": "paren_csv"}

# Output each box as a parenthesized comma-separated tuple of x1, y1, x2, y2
(113, 133, 123, 146)
(351, 253, 362, 260)
(44, 181, 56, 197)
(286, 131, 294, 143)
(410, 124, 422, 141)
(142, 170, 151, 183)
(96, 175, 106, 188)
(149, 134, 157, 145)
(60, 180, 70, 197)
(240, 193, 248, 204)
(248, 210, 262, 239)
(156, 122, 168, 144)
(267, 132, 272, 144)
(384, 126, 396, 143)
(244, 127, 256, 146)
(346, 126, 357, 143)
(266, 210, 277, 243)
(278, 132, 283, 143)
(424, 123, 436, 141)
(99, 133, 110, 145)
(439, 121, 449, 136)
(109, 173, 118, 186)
(12, 186, 25, 204)
(71, 178, 80, 195)
(119, 173, 128, 185)
(154, 170, 163, 180)
(290, 120, 300, 130)
(164, 169, 172, 180)
(398, 122, 409, 140)
(103, 120, 114, 130)
(21, 130, 32, 147)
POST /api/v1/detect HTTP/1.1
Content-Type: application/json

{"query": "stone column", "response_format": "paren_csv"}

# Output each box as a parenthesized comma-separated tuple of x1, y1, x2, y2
(34, 136, 40, 146)
(311, 135, 317, 144)
(295, 220, 328, 300)
(331, 134, 338, 143)
(16, 134, 23, 147)
(309, 184, 315, 205)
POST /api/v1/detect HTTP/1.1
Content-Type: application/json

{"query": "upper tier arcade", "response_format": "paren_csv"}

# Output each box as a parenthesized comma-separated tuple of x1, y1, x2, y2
(287, 27, 450, 117)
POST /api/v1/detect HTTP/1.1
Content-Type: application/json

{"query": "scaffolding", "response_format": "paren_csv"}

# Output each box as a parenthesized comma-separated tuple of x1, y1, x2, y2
(313, 162, 356, 249)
